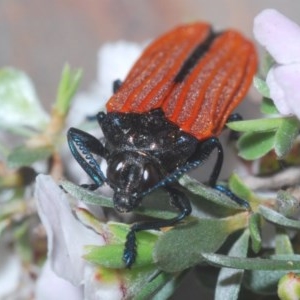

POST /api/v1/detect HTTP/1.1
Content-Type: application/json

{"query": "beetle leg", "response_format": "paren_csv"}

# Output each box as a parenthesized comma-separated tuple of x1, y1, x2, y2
(190, 137, 250, 208)
(113, 79, 122, 93)
(67, 127, 108, 190)
(227, 113, 242, 123)
(147, 137, 249, 208)
(227, 113, 243, 140)
(123, 186, 191, 268)
(145, 138, 221, 191)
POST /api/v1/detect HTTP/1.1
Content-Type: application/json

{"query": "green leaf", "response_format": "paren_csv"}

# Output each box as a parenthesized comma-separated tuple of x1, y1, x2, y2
(274, 117, 300, 158)
(237, 131, 275, 160)
(7, 145, 53, 168)
(253, 76, 270, 98)
(202, 253, 300, 271)
(151, 272, 186, 300)
(244, 254, 298, 295)
(84, 230, 157, 269)
(55, 64, 82, 115)
(0, 219, 10, 237)
(259, 206, 300, 230)
(260, 97, 279, 115)
(275, 231, 294, 255)
(61, 180, 113, 207)
(261, 52, 275, 77)
(249, 213, 262, 253)
(154, 213, 248, 273)
(244, 269, 287, 295)
(0, 68, 49, 131)
(228, 116, 299, 161)
(228, 174, 254, 201)
(179, 175, 243, 211)
(134, 272, 185, 300)
(215, 230, 249, 300)
(13, 220, 34, 263)
(227, 118, 282, 132)
(277, 190, 300, 217)
(108, 222, 158, 245)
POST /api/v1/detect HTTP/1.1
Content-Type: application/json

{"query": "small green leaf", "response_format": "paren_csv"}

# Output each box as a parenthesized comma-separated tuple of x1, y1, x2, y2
(227, 118, 282, 132)
(253, 76, 270, 98)
(0, 219, 11, 237)
(228, 174, 254, 201)
(275, 231, 294, 255)
(260, 97, 279, 115)
(154, 213, 248, 273)
(7, 145, 53, 168)
(259, 206, 300, 230)
(249, 213, 262, 253)
(134, 272, 185, 300)
(215, 230, 250, 300)
(202, 253, 300, 271)
(244, 269, 288, 295)
(277, 190, 300, 217)
(14, 221, 33, 263)
(179, 175, 243, 210)
(274, 117, 299, 158)
(55, 64, 82, 115)
(237, 131, 276, 160)
(0, 68, 49, 131)
(84, 244, 127, 268)
(84, 230, 157, 269)
(61, 180, 113, 207)
(261, 52, 275, 77)
(75, 208, 115, 239)
(108, 222, 159, 245)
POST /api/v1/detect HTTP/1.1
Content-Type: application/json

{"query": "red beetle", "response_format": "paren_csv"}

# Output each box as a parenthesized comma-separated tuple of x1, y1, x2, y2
(68, 23, 257, 267)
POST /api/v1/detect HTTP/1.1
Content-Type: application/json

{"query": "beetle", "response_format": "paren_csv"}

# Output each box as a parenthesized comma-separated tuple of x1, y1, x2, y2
(67, 22, 257, 267)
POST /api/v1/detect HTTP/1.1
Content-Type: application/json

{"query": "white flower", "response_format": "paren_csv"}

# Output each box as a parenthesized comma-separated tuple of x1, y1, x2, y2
(35, 175, 124, 300)
(67, 41, 143, 127)
(35, 260, 83, 300)
(0, 244, 22, 299)
(253, 9, 300, 119)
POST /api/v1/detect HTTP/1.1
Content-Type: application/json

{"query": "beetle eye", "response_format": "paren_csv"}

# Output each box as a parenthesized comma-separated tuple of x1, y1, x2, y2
(141, 163, 160, 190)
(107, 157, 124, 186)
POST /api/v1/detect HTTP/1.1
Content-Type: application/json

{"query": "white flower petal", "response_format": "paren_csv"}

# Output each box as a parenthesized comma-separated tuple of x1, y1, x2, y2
(97, 41, 144, 102)
(36, 260, 83, 300)
(67, 42, 143, 128)
(84, 266, 124, 300)
(254, 9, 300, 64)
(35, 175, 105, 286)
(0, 244, 21, 298)
(266, 67, 292, 115)
(267, 64, 300, 118)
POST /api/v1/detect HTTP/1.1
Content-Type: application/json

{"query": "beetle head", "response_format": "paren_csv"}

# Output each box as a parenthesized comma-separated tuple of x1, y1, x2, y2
(106, 151, 161, 212)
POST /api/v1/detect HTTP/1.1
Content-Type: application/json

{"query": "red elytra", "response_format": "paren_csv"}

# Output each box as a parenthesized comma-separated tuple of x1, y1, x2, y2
(106, 22, 257, 140)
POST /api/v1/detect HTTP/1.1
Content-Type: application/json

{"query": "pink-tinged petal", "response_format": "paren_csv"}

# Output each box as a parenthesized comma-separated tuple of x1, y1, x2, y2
(35, 175, 105, 286)
(254, 9, 300, 64)
(36, 261, 83, 300)
(267, 63, 300, 118)
(266, 67, 292, 115)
